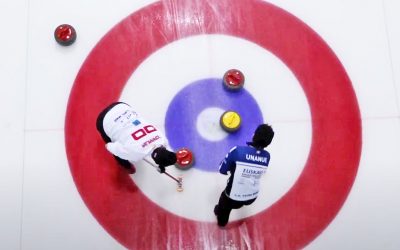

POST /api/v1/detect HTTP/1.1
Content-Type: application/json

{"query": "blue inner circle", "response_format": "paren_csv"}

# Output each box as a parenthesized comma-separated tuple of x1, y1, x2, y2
(165, 78, 263, 172)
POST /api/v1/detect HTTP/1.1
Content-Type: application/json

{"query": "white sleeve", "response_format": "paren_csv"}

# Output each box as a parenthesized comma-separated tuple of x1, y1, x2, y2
(106, 142, 131, 161)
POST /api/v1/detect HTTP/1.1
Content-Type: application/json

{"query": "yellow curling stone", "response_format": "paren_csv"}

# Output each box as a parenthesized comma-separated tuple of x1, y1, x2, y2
(220, 110, 241, 132)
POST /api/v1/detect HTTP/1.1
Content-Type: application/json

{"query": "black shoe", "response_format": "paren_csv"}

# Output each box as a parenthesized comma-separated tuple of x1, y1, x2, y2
(214, 205, 218, 216)
(128, 164, 136, 174)
(217, 222, 227, 228)
(123, 164, 136, 174)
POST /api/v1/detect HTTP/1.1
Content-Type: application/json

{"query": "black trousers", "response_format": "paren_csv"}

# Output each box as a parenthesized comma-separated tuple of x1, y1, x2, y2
(96, 102, 132, 169)
(215, 190, 256, 227)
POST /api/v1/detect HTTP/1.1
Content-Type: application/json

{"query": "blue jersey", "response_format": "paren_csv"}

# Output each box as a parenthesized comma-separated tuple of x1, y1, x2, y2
(219, 145, 270, 201)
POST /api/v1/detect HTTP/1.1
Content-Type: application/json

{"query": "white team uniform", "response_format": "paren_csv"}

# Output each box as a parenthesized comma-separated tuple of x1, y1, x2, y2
(101, 103, 168, 163)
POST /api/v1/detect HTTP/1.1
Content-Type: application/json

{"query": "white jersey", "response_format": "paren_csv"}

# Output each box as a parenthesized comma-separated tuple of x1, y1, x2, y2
(102, 103, 168, 163)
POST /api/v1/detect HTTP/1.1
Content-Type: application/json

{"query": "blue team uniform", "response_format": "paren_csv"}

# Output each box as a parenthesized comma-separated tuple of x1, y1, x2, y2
(219, 145, 271, 201)
(214, 124, 274, 227)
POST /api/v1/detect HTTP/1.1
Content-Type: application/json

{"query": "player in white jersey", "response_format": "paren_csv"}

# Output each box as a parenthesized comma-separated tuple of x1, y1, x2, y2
(214, 124, 274, 227)
(96, 102, 177, 174)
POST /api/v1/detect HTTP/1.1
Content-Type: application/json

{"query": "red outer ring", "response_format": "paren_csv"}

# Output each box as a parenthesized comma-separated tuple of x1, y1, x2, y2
(65, 0, 361, 249)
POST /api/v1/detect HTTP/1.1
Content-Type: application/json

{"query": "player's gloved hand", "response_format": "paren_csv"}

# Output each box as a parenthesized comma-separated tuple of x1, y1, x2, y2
(152, 146, 177, 168)
(158, 165, 166, 174)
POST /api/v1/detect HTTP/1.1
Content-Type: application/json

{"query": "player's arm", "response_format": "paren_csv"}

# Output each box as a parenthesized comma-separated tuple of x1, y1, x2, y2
(219, 146, 237, 175)
(105, 142, 135, 169)
(106, 141, 131, 161)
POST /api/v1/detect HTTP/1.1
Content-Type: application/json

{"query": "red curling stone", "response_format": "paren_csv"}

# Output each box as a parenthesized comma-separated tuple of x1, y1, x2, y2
(54, 24, 77, 46)
(175, 148, 194, 170)
(223, 69, 245, 91)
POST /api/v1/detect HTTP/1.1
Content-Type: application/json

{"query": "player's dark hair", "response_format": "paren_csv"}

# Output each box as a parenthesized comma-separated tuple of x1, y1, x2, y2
(251, 124, 274, 149)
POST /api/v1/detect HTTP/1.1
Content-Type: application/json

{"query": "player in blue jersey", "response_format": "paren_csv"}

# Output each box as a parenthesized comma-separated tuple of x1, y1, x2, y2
(96, 102, 177, 174)
(214, 124, 274, 227)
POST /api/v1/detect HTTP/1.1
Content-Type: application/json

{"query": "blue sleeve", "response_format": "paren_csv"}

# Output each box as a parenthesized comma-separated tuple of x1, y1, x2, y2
(219, 146, 237, 175)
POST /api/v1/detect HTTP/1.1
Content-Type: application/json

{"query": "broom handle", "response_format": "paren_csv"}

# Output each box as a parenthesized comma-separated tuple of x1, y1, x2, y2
(143, 158, 181, 184)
